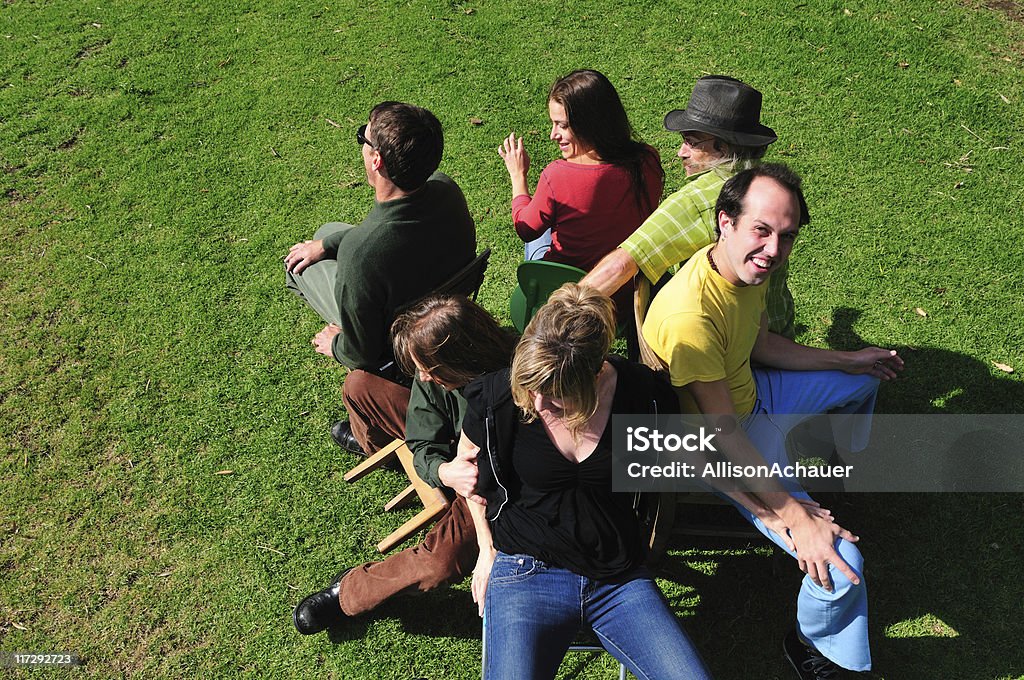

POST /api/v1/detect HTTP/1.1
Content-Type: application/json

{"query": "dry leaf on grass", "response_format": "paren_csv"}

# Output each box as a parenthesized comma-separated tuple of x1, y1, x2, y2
(992, 362, 1014, 374)
(469, 117, 483, 125)
(914, 307, 928, 317)
(256, 544, 286, 556)
(215, 469, 234, 475)
(11, 621, 27, 630)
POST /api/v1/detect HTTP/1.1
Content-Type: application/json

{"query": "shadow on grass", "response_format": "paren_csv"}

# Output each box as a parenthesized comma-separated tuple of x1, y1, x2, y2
(825, 309, 1022, 678)
(653, 308, 1024, 679)
(326, 586, 481, 644)
(650, 494, 1023, 680)
(825, 307, 1024, 414)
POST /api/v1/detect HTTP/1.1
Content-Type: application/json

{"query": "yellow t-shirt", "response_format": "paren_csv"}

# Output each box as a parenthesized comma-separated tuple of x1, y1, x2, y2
(642, 244, 765, 416)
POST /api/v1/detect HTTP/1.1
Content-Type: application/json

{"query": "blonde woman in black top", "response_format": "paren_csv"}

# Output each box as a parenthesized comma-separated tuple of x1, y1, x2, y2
(459, 284, 712, 680)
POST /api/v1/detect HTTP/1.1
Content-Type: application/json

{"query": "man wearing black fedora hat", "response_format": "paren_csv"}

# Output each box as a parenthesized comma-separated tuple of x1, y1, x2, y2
(580, 75, 795, 341)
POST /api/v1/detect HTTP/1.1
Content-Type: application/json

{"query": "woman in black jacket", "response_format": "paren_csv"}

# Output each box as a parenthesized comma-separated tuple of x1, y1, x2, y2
(460, 283, 712, 680)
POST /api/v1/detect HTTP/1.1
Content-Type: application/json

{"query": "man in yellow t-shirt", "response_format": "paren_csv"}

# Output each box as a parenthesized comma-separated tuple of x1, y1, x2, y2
(643, 164, 904, 679)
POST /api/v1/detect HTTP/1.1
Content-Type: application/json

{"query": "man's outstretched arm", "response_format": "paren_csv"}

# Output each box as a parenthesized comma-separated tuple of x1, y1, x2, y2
(579, 247, 639, 297)
(751, 313, 903, 380)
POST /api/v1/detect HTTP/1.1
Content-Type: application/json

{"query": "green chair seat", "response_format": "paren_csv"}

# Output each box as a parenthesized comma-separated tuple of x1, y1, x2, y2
(508, 260, 588, 332)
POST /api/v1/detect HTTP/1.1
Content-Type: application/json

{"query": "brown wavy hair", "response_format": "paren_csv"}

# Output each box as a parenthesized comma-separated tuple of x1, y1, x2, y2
(391, 294, 516, 387)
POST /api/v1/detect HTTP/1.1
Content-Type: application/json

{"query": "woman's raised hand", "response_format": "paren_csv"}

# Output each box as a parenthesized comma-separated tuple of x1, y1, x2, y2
(498, 132, 530, 179)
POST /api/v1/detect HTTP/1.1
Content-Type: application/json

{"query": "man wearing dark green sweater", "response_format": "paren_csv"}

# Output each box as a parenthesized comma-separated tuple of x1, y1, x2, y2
(284, 102, 476, 453)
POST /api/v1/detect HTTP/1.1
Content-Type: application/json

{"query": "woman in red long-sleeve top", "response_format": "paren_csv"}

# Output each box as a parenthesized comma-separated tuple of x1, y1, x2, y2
(499, 69, 664, 280)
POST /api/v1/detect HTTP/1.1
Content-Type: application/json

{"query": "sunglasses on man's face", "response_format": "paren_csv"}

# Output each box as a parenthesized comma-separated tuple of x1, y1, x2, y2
(681, 133, 714, 149)
(356, 124, 375, 149)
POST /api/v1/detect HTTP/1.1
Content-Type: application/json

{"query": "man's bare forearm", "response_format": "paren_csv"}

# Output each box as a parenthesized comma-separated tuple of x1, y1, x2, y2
(579, 247, 639, 297)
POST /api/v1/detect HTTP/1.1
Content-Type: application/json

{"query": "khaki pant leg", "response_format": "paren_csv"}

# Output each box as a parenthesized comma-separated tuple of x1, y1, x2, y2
(283, 222, 356, 327)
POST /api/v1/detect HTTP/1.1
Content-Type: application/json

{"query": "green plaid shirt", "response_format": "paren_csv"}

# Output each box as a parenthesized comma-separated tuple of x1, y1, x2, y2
(621, 165, 795, 338)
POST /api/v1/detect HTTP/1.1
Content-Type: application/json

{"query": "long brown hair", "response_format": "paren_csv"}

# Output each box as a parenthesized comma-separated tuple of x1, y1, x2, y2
(548, 69, 663, 213)
(392, 294, 516, 387)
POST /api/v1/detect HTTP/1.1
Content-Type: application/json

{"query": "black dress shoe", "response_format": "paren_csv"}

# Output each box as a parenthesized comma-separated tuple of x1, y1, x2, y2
(330, 567, 354, 586)
(330, 420, 365, 456)
(293, 582, 347, 635)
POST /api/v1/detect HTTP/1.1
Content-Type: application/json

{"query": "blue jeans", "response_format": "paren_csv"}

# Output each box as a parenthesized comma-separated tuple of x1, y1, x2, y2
(745, 368, 879, 479)
(729, 368, 879, 672)
(523, 228, 552, 261)
(482, 553, 711, 680)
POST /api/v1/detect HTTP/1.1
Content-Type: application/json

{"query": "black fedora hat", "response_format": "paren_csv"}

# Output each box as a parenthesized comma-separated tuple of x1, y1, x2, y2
(664, 75, 777, 147)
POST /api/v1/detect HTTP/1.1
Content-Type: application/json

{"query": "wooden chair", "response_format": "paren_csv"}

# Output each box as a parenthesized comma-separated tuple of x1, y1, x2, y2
(631, 278, 760, 561)
(343, 438, 451, 553)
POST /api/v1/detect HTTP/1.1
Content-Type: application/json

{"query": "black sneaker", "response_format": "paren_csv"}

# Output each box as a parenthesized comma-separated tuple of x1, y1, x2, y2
(784, 629, 842, 679)
(293, 582, 347, 635)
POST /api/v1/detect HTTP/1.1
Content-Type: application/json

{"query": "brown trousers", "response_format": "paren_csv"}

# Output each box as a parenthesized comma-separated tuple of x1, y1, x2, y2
(337, 369, 477, 616)
(341, 369, 410, 453)
(338, 495, 479, 616)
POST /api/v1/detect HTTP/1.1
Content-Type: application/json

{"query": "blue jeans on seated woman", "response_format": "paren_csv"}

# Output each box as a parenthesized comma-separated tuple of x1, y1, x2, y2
(482, 552, 711, 680)
(523, 228, 552, 261)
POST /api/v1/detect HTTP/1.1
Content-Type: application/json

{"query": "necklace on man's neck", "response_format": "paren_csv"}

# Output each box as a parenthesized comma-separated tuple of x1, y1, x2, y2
(707, 246, 720, 274)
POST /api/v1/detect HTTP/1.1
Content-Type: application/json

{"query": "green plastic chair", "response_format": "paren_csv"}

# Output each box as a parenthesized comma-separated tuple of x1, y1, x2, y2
(509, 260, 588, 332)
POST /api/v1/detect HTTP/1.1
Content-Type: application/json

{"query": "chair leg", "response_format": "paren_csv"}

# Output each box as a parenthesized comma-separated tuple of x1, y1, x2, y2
(383, 484, 417, 512)
(646, 492, 677, 565)
(375, 502, 450, 553)
(343, 439, 403, 482)
(480, 614, 487, 680)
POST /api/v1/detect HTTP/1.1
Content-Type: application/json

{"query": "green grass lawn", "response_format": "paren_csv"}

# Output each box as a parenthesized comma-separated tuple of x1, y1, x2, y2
(2, 0, 1023, 677)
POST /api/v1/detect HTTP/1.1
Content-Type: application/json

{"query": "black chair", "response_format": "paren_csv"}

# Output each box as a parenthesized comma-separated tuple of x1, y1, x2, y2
(435, 247, 491, 300)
